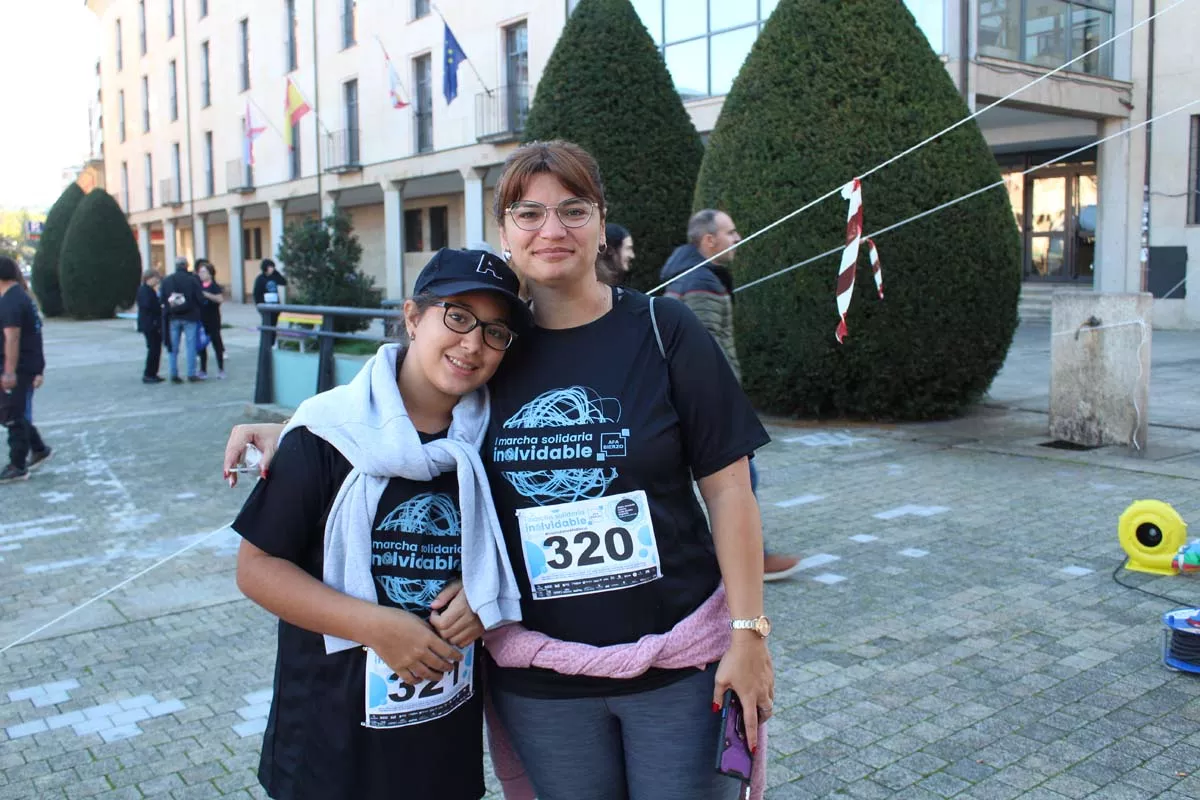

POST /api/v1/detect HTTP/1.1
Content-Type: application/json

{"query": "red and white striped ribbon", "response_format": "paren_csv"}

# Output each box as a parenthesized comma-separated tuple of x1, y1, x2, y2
(834, 179, 883, 343)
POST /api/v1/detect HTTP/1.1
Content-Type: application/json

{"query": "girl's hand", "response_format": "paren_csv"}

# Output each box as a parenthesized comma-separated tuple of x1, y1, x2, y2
(223, 423, 286, 486)
(429, 580, 485, 648)
(713, 634, 774, 753)
(366, 605, 462, 686)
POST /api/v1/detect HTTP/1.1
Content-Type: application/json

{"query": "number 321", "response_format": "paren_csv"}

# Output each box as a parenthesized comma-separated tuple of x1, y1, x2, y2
(543, 527, 634, 570)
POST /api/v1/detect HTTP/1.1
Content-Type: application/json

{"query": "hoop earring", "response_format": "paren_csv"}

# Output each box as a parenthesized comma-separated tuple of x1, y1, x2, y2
(598, 242, 607, 253)
(502, 249, 512, 261)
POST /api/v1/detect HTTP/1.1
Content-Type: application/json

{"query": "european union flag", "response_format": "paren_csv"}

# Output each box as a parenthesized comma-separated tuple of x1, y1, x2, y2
(443, 23, 468, 105)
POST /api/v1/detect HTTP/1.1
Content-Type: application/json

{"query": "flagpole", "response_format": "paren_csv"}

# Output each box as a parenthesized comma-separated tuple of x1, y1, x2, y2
(431, 2, 493, 96)
(312, 0, 323, 212)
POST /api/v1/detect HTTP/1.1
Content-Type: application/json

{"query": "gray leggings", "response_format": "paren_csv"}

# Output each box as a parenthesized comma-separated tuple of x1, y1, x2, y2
(491, 664, 743, 800)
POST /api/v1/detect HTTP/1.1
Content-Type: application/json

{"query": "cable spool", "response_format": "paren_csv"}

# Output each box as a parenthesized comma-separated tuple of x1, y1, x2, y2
(1162, 609, 1200, 674)
(1119, 500, 1188, 575)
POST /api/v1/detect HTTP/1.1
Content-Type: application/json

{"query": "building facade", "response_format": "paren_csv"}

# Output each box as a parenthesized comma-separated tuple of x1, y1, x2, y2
(86, 0, 1199, 326)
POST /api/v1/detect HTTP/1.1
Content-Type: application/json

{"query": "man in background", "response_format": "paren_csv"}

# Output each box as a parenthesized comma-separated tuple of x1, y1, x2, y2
(0, 256, 51, 482)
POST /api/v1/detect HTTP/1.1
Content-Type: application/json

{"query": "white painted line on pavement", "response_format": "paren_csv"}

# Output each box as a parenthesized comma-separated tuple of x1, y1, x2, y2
(849, 534, 878, 543)
(898, 549, 929, 558)
(36, 400, 245, 428)
(0, 526, 81, 545)
(873, 505, 950, 520)
(783, 432, 872, 447)
(1061, 565, 1094, 576)
(775, 494, 824, 508)
(0, 514, 76, 532)
(798, 553, 840, 570)
(812, 574, 846, 584)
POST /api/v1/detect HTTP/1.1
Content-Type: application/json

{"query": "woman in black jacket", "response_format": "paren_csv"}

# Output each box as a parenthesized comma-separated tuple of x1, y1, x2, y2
(197, 261, 227, 379)
(136, 269, 164, 384)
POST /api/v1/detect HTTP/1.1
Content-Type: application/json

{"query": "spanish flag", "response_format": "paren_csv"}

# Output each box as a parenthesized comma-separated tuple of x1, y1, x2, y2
(284, 78, 311, 150)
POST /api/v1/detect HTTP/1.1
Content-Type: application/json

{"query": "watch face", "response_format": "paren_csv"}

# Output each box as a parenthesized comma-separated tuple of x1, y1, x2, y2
(755, 616, 772, 637)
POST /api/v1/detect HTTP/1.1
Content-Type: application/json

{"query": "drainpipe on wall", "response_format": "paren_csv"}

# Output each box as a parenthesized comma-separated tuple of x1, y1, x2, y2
(1139, 0, 1156, 292)
(959, 0, 971, 109)
(181, 0, 197, 256)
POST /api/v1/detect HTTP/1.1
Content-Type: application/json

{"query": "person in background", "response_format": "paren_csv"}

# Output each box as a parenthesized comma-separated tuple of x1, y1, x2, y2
(159, 257, 205, 384)
(594, 223, 634, 287)
(253, 259, 288, 347)
(0, 256, 51, 483)
(660, 209, 802, 582)
(137, 269, 164, 384)
(197, 260, 227, 380)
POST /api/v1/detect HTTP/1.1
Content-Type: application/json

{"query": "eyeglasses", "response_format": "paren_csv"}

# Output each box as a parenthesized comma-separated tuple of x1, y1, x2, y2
(434, 302, 517, 351)
(506, 197, 598, 231)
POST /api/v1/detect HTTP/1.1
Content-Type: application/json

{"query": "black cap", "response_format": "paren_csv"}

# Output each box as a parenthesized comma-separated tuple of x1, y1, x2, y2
(414, 248, 532, 330)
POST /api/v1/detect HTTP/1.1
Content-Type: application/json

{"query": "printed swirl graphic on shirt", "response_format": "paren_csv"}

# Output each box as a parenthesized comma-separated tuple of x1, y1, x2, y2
(373, 492, 461, 611)
(492, 386, 630, 505)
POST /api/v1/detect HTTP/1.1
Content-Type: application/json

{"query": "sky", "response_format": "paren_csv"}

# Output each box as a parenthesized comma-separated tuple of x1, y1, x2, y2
(0, 1, 100, 212)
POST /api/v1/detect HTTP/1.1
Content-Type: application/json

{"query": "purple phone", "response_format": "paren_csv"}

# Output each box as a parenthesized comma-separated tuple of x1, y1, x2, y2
(714, 689, 754, 786)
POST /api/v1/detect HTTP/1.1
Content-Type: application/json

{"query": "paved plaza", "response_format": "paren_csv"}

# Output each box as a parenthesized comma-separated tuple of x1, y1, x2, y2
(2, 305, 1200, 799)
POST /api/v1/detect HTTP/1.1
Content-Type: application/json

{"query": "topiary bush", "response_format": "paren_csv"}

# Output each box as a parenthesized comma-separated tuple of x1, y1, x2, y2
(58, 190, 141, 319)
(523, 0, 704, 291)
(275, 208, 381, 333)
(695, 0, 1021, 420)
(31, 183, 85, 317)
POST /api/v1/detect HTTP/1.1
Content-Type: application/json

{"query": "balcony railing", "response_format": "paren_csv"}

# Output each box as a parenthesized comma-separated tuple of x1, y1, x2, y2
(475, 84, 529, 143)
(414, 109, 433, 154)
(325, 128, 362, 173)
(227, 158, 254, 194)
(160, 178, 182, 207)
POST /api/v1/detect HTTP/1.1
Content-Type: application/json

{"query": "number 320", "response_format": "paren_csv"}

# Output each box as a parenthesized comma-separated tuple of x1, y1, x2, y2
(543, 528, 634, 569)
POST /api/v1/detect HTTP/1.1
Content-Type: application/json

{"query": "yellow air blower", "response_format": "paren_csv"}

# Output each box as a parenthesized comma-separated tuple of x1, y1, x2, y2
(1119, 500, 1189, 575)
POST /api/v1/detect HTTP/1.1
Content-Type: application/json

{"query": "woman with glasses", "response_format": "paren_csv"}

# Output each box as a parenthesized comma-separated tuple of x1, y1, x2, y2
(224, 142, 773, 799)
(226, 248, 528, 800)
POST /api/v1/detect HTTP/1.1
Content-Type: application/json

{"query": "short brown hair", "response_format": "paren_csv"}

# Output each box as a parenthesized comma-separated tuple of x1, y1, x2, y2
(493, 140, 606, 223)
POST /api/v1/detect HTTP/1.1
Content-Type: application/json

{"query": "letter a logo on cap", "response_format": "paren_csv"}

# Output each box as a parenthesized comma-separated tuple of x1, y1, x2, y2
(476, 253, 500, 281)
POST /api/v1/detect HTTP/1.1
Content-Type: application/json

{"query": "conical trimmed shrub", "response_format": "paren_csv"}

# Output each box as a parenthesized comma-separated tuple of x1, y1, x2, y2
(695, 0, 1021, 420)
(31, 183, 85, 316)
(59, 190, 141, 319)
(523, 0, 704, 290)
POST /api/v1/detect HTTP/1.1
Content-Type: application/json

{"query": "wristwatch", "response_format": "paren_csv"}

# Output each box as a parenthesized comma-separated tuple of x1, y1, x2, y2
(730, 616, 772, 638)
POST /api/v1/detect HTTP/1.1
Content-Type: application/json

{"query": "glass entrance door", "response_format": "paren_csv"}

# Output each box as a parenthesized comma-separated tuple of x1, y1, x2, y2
(1029, 174, 1067, 279)
(1007, 162, 1097, 283)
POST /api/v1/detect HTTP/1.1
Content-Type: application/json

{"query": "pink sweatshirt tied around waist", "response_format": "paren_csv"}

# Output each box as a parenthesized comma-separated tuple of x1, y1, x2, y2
(482, 585, 768, 800)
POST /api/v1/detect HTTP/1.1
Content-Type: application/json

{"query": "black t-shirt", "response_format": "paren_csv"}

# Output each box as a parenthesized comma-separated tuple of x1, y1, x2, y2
(199, 280, 223, 323)
(0, 285, 45, 376)
(483, 288, 769, 698)
(232, 427, 484, 800)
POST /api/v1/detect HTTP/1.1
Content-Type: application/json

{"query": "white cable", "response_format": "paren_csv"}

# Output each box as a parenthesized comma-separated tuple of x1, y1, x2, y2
(0, 526, 230, 655)
(647, 0, 1190, 296)
(735, 96, 1200, 294)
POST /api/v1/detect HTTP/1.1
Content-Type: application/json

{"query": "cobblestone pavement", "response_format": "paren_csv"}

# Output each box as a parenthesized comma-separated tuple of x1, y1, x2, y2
(2, 312, 1200, 799)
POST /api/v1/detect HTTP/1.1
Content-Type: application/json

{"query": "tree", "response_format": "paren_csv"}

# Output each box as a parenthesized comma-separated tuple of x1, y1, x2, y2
(694, 0, 1022, 420)
(58, 190, 141, 319)
(523, 0, 704, 290)
(31, 184, 85, 317)
(275, 208, 381, 333)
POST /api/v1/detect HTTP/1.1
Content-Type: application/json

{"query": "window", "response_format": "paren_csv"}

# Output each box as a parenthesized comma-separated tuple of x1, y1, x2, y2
(120, 161, 129, 211)
(171, 142, 182, 204)
(203, 131, 214, 196)
(118, 89, 126, 142)
(141, 75, 150, 132)
(343, 78, 360, 164)
(1190, 116, 1200, 225)
(201, 42, 211, 107)
(429, 206, 449, 251)
(503, 22, 529, 132)
(244, 228, 264, 259)
(289, 122, 301, 179)
(404, 209, 423, 251)
(414, 54, 432, 153)
(115, 19, 123, 71)
(168, 60, 178, 121)
(138, 0, 147, 55)
(286, 0, 299, 72)
(414, 0, 430, 19)
(200, 0, 208, 18)
(167, 0, 175, 39)
(239, 18, 251, 92)
(979, 0, 1113, 76)
(342, 0, 356, 49)
(144, 153, 154, 208)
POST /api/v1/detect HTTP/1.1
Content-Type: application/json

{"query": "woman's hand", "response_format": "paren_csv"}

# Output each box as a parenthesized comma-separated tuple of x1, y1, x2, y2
(713, 634, 774, 753)
(366, 605, 463, 686)
(223, 423, 286, 486)
(429, 579, 485, 648)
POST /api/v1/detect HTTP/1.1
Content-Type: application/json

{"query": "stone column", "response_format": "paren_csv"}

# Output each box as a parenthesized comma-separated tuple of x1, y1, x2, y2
(1095, 116, 1130, 295)
(228, 207, 245, 302)
(138, 222, 152, 272)
(383, 181, 406, 300)
(163, 218, 178, 269)
(192, 213, 208, 260)
(269, 200, 286, 265)
(462, 167, 486, 248)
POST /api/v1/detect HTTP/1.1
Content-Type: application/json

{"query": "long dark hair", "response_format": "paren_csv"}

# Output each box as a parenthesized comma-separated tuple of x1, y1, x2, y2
(596, 223, 629, 286)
